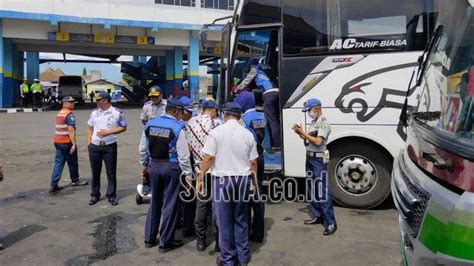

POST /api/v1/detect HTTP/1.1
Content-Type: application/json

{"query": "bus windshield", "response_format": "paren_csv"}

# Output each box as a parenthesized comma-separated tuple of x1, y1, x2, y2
(416, 1, 474, 140)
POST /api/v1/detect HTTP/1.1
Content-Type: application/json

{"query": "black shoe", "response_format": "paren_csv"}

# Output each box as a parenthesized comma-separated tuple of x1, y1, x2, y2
(144, 241, 157, 249)
(304, 217, 324, 225)
(323, 223, 337, 236)
(108, 197, 118, 206)
(249, 234, 263, 243)
(49, 185, 64, 194)
(196, 239, 207, 252)
(71, 180, 88, 187)
(159, 240, 184, 253)
(89, 196, 100, 205)
(0, 242, 4, 250)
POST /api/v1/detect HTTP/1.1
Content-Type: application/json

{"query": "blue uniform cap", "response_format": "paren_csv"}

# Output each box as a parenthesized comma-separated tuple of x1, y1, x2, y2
(95, 91, 111, 100)
(302, 98, 322, 112)
(224, 102, 242, 114)
(61, 96, 77, 103)
(148, 86, 161, 97)
(180, 96, 195, 112)
(167, 97, 184, 110)
(202, 100, 219, 110)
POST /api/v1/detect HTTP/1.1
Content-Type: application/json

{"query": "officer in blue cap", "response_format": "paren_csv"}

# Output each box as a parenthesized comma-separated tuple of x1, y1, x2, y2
(186, 99, 222, 252)
(197, 101, 259, 265)
(237, 92, 266, 243)
(139, 97, 193, 252)
(177, 96, 197, 237)
(292, 98, 337, 235)
(180, 96, 196, 123)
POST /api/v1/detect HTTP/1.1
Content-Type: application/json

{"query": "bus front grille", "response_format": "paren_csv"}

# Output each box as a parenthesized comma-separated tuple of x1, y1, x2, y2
(392, 153, 430, 237)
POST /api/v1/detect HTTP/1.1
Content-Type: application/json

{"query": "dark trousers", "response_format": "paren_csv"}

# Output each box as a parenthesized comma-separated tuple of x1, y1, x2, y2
(144, 161, 181, 246)
(263, 91, 281, 147)
(33, 93, 41, 108)
(306, 157, 336, 226)
(213, 176, 251, 265)
(20, 93, 29, 108)
(50, 143, 79, 187)
(195, 174, 218, 241)
(178, 179, 196, 234)
(88, 143, 117, 198)
(249, 156, 265, 240)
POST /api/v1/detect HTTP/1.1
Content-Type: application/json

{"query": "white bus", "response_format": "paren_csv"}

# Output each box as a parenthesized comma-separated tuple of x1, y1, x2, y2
(392, 0, 474, 264)
(215, 0, 438, 208)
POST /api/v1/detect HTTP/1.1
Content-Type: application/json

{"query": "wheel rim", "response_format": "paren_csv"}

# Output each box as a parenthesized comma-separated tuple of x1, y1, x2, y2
(334, 154, 378, 196)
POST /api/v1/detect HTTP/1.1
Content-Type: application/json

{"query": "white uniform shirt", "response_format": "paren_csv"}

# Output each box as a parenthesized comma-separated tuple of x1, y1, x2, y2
(202, 119, 258, 177)
(140, 99, 167, 122)
(87, 106, 127, 145)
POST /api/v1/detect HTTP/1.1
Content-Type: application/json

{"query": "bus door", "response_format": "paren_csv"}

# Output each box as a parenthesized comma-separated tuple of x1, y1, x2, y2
(230, 27, 283, 171)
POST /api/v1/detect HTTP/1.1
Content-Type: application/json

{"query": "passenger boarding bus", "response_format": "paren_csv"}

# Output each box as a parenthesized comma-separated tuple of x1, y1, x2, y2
(215, 0, 438, 208)
(392, 0, 474, 264)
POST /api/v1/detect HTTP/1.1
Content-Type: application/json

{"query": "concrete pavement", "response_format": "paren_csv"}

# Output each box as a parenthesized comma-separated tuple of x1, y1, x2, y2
(0, 108, 401, 265)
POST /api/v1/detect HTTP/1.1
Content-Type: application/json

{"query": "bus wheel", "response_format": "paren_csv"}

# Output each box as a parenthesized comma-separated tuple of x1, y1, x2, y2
(328, 142, 392, 209)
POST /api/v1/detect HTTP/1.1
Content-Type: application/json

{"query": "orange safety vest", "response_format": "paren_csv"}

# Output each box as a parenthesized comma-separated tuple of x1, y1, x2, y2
(53, 109, 74, 144)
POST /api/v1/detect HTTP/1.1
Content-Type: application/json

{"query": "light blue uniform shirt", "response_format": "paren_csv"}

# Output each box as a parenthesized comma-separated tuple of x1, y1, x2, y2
(87, 106, 127, 145)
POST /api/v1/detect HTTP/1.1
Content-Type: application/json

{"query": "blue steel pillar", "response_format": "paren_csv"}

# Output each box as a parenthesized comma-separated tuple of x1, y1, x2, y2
(12, 44, 19, 107)
(26, 52, 39, 82)
(165, 50, 174, 98)
(188, 31, 200, 101)
(2, 38, 13, 108)
(174, 47, 183, 96)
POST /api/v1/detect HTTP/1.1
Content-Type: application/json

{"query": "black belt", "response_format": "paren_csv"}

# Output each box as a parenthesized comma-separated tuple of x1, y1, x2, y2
(92, 140, 116, 147)
(306, 151, 324, 158)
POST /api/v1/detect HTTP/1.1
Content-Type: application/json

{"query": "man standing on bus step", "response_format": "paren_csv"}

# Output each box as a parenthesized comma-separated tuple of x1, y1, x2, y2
(139, 98, 192, 252)
(237, 60, 280, 152)
(197, 102, 259, 266)
(186, 100, 222, 251)
(31, 79, 42, 109)
(141, 86, 167, 125)
(292, 98, 336, 235)
(20, 80, 30, 108)
(87, 91, 127, 206)
(49, 96, 89, 193)
(236, 92, 266, 243)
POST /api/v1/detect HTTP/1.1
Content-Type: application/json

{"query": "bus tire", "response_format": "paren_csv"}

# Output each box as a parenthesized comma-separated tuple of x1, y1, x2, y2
(327, 142, 392, 209)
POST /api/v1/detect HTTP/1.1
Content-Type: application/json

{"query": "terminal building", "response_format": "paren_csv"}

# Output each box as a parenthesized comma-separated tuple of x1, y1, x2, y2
(0, 0, 234, 107)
